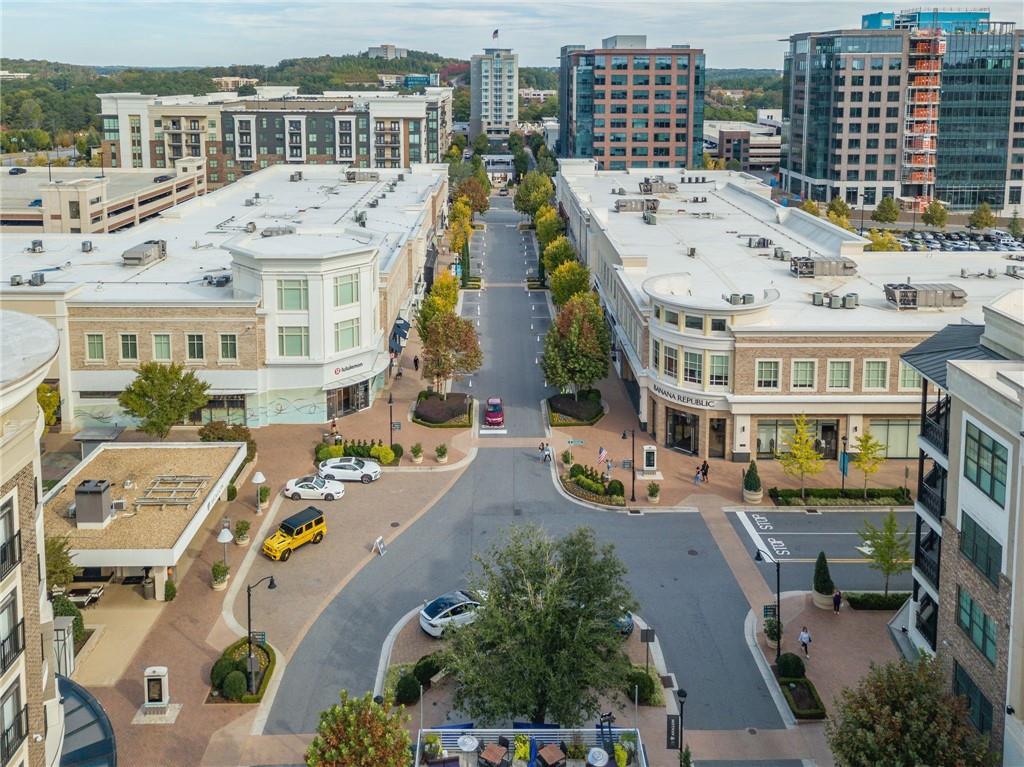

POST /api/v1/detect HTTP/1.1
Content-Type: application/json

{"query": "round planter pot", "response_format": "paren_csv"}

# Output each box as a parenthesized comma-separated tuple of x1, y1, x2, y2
(812, 590, 834, 610)
(411, 454, 424, 464)
(235, 535, 250, 546)
(647, 495, 660, 505)
(212, 578, 228, 592)
(436, 455, 448, 464)
(743, 488, 764, 504)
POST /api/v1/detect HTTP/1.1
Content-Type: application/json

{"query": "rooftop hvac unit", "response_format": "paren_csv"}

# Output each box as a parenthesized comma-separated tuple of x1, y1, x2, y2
(397, 173, 405, 181)
(789, 255, 857, 278)
(829, 294, 842, 309)
(244, 198, 255, 206)
(254, 192, 260, 199)
(643, 210, 657, 225)
(82, 240, 93, 253)
(884, 282, 967, 309)
(812, 292, 824, 306)
(74, 479, 111, 528)
(29, 272, 45, 287)
(742, 293, 754, 305)
(354, 211, 367, 227)
(701, 176, 707, 183)
(260, 226, 296, 238)
(1006, 265, 1023, 278)
(245, 221, 257, 233)
(289, 172, 303, 182)
(987, 268, 997, 279)
(843, 293, 859, 309)
(121, 239, 167, 267)
(687, 247, 697, 258)
(368, 198, 379, 208)
(30, 240, 44, 253)
(614, 198, 645, 212)
(729, 293, 742, 305)
(9, 275, 23, 287)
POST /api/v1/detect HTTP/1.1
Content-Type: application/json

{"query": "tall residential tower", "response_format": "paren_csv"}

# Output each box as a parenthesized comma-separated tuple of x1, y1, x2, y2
(470, 48, 519, 141)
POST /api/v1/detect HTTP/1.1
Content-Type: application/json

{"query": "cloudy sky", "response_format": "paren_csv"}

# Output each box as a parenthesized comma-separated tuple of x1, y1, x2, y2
(3, 1, 1022, 69)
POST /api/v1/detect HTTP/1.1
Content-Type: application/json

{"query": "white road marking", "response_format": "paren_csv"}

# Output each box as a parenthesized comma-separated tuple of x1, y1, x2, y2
(736, 512, 770, 556)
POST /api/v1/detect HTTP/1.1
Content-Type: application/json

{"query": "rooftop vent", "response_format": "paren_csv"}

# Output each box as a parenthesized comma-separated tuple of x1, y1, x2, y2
(884, 282, 967, 309)
(643, 210, 657, 225)
(203, 273, 232, 287)
(748, 237, 774, 249)
(244, 198, 255, 206)
(244, 222, 257, 233)
(397, 173, 405, 181)
(687, 247, 696, 258)
(30, 240, 44, 253)
(367, 198, 380, 208)
(29, 272, 45, 287)
(9, 275, 23, 287)
(121, 239, 167, 267)
(789, 255, 857, 278)
(354, 211, 367, 227)
(260, 226, 296, 238)
(82, 240, 93, 253)
(289, 171, 303, 182)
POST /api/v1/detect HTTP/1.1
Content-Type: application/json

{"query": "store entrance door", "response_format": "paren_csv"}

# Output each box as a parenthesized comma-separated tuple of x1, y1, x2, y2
(709, 418, 726, 458)
(820, 422, 839, 460)
(666, 410, 699, 455)
(326, 380, 370, 420)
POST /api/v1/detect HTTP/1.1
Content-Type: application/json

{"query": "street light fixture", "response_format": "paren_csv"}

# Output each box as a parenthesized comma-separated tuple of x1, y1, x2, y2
(754, 548, 782, 663)
(252, 470, 266, 514)
(388, 393, 394, 450)
(621, 430, 636, 502)
(216, 519, 233, 566)
(676, 688, 687, 758)
(245, 575, 277, 693)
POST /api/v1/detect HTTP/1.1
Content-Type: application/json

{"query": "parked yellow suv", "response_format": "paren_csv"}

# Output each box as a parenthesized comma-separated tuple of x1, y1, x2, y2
(262, 506, 326, 561)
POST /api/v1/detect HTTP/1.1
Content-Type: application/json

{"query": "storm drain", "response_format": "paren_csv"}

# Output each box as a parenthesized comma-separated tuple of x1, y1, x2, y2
(513, 507, 523, 517)
(805, 508, 821, 515)
(390, 522, 400, 528)
(627, 508, 643, 516)
(687, 549, 699, 556)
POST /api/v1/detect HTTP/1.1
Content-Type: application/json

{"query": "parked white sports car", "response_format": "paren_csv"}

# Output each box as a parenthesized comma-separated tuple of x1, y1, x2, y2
(419, 590, 487, 637)
(282, 475, 346, 501)
(317, 456, 382, 483)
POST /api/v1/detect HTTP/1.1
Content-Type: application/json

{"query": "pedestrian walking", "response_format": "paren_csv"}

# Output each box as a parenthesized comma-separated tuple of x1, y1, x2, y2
(693, 466, 702, 486)
(606, 458, 613, 476)
(798, 626, 812, 658)
(413, 355, 420, 372)
(544, 444, 553, 463)
(700, 460, 710, 483)
(833, 589, 842, 614)
(330, 418, 338, 436)
(538, 442, 546, 462)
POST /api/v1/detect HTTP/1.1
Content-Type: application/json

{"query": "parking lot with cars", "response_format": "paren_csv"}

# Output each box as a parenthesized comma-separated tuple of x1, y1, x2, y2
(859, 227, 1024, 253)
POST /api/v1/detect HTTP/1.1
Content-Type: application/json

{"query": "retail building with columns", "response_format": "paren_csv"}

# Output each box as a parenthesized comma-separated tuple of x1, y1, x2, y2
(556, 160, 1016, 462)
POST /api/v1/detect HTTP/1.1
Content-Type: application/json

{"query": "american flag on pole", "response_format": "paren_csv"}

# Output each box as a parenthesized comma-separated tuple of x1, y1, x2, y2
(597, 447, 608, 465)
(492, 29, 499, 39)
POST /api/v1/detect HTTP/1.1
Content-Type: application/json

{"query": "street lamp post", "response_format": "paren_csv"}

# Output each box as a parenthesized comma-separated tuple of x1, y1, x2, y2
(860, 191, 866, 233)
(754, 548, 782, 663)
(621, 429, 636, 502)
(246, 575, 277, 694)
(252, 471, 266, 515)
(388, 393, 394, 449)
(676, 688, 687, 758)
(840, 435, 848, 492)
(216, 519, 233, 566)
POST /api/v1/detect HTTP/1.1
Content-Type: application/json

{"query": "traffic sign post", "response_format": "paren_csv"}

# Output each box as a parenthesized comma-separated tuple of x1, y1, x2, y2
(567, 439, 584, 446)
(250, 631, 266, 645)
(392, 422, 401, 431)
(640, 627, 655, 672)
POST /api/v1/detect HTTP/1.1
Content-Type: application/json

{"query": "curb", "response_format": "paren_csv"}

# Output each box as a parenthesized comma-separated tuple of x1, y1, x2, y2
(373, 605, 425, 697)
(386, 447, 478, 473)
(743, 599, 800, 729)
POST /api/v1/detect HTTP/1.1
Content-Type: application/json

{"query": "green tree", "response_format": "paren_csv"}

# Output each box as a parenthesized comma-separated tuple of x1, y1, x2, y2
(542, 235, 577, 276)
(513, 148, 530, 179)
(451, 133, 467, 151)
(799, 199, 820, 217)
(701, 153, 716, 170)
(968, 201, 996, 230)
(921, 199, 947, 229)
(508, 132, 525, 153)
(826, 656, 994, 767)
(865, 228, 903, 252)
(429, 270, 459, 313)
(549, 260, 591, 306)
(237, 83, 257, 96)
(813, 552, 834, 597)
(306, 690, 410, 767)
(36, 383, 60, 428)
(16, 97, 44, 130)
(117, 362, 209, 439)
(851, 429, 886, 500)
(541, 292, 610, 398)
(45, 535, 81, 589)
(827, 210, 854, 231)
(445, 524, 636, 725)
(859, 510, 910, 597)
(421, 311, 483, 398)
(871, 196, 900, 224)
(514, 170, 553, 218)
(472, 132, 490, 156)
(1009, 210, 1023, 239)
(725, 158, 742, 171)
(456, 175, 489, 214)
(535, 204, 562, 251)
(827, 197, 852, 219)
(775, 414, 824, 501)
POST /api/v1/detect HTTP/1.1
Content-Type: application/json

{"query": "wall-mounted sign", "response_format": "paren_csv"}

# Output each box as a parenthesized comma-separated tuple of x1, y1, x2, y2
(651, 383, 726, 411)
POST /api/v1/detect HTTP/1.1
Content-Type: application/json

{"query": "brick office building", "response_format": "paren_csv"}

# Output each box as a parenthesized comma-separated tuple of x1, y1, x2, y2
(556, 159, 1016, 463)
(558, 36, 705, 171)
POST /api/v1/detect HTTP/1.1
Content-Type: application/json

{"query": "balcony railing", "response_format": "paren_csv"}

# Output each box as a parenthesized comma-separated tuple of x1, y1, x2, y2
(0, 620, 25, 674)
(0, 533, 21, 581)
(0, 704, 28, 765)
(921, 401, 949, 455)
(915, 596, 938, 651)
(918, 465, 947, 521)
(914, 537, 941, 589)
(416, 728, 648, 767)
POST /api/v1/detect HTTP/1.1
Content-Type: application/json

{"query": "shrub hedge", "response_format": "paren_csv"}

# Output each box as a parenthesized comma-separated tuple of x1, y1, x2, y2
(769, 486, 911, 506)
(414, 392, 471, 426)
(575, 476, 606, 495)
(395, 673, 421, 704)
(624, 668, 657, 705)
(548, 392, 603, 423)
(777, 652, 806, 679)
(222, 670, 247, 701)
(606, 479, 625, 498)
(413, 653, 443, 687)
(52, 595, 85, 643)
(211, 637, 276, 704)
(778, 677, 826, 719)
(845, 592, 911, 610)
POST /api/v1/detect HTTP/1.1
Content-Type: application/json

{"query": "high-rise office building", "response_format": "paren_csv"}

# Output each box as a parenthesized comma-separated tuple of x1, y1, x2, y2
(782, 12, 1024, 213)
(470, 48, 519, 141)
(862, 8, 993, 33)
(558, 36, 705, 171)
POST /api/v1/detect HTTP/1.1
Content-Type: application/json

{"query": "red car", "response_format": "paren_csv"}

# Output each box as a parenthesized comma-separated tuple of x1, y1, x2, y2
(484, 397, 504, 427)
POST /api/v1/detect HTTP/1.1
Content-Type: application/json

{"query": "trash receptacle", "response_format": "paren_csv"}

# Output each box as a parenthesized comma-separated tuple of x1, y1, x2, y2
(143, 578, 155, 600)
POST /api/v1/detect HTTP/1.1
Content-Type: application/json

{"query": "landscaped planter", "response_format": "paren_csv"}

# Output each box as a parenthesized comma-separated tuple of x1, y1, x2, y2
(743, 488, 763, 504)
(235, 534, 250, 546)
(212, 577, 228, 592)
(647, 494, 660, 504)
(812, 590, 833, 610)
(411, 454, 423, 464)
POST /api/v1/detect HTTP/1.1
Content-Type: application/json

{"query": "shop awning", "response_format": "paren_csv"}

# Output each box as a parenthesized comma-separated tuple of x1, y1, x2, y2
(388, 336, 403, 354)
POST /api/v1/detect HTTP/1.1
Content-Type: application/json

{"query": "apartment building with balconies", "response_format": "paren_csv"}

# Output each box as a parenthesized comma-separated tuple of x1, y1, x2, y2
(0, 163, 449, 431)
(0, 310, 65, 767)
(900, 290, 1023, 765)
(782, 11, 1024, 213)
(555, 159, 1016, 464)
(558, 36, 705, 171)
(470, 48, 519, 141)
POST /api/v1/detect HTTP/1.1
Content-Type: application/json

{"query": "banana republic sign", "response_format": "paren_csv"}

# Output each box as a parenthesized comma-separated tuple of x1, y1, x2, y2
(651, 382, 727, 410)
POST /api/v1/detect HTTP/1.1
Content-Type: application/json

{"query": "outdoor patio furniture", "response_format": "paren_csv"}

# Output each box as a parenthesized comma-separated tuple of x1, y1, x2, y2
(538, 743, 566, 767)
(121, 575, 145, 586)
(587, 748, 609, 767)
(68, 588, 94, 608)
(478, 743, 508, 767)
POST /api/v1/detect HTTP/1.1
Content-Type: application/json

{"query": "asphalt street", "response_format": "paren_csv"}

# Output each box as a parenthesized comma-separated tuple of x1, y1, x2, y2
(729, 509, 916, 593)
(267, 199, 782, 736)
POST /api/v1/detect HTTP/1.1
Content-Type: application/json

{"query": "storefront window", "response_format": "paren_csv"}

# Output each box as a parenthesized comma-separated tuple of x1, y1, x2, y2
(683, 352, 702, 384)
(709, 355, 729, 386)
(867, 418, 920, 458)
(663, 346, 678, 380)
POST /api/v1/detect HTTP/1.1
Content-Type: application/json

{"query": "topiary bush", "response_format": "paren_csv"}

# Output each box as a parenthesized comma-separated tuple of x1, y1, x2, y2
(744, 460, 762, 492)
(390, 443, 404, 460)
(394, 673, 421, 705)
(606, 479, 625, 497)
(164, 578, 177, 602)
(370, 445, 396, 465)
(624, 668, 656, 705)
(227, 483, 237, 501)
(52, 595, 86, 643)
(221, 670, 247, 701)
(413, 653, 443, 687)
(813, 551, 835, 596)
(211, 656, 236, 688)
(574, 476, 606, 495)
(569, 463, 585, 478)
(778, 652, 806, 679)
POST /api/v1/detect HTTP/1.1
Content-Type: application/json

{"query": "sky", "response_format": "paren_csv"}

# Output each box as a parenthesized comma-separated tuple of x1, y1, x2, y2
(2, 1, 1022, 70)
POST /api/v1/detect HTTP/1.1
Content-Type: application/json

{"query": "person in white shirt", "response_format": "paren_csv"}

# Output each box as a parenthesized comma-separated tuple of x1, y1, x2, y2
(798, 626, 812, 658)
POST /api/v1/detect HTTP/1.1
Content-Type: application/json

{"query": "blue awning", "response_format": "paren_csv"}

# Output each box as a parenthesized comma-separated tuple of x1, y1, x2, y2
(395, 317, 411, 331)
(389, 336, 402, 354)
(393, 324, 409, 340)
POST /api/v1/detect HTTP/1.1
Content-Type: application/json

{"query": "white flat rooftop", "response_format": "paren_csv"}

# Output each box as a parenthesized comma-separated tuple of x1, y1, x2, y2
(0, 163, 446, 304)
(562, 167, 1021, 333)
(0, 167, 173, 208)
(0, 309, 59, 387)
